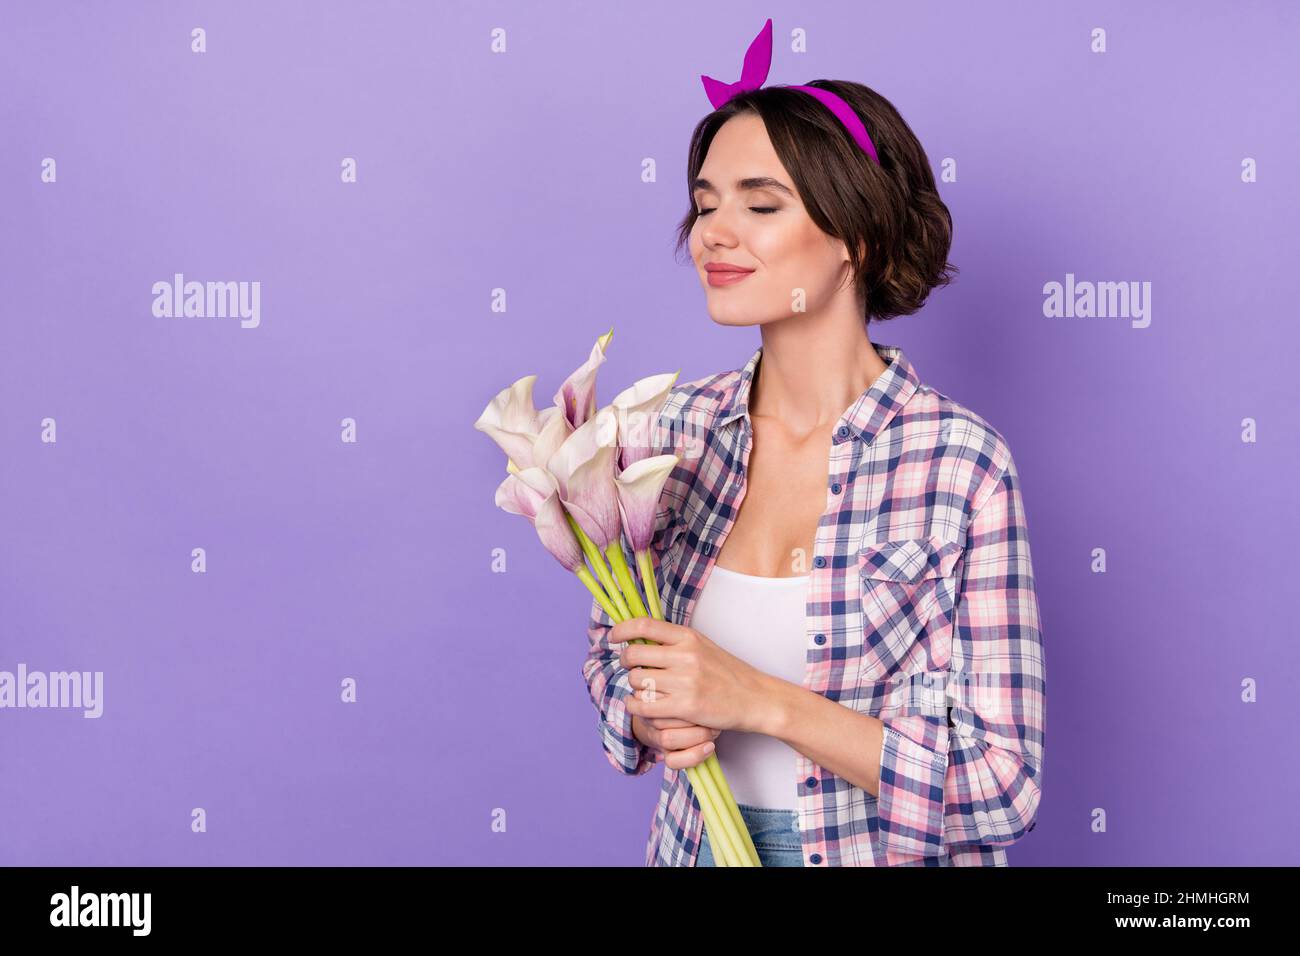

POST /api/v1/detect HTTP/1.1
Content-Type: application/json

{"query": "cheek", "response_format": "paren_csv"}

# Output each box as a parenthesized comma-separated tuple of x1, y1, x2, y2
(754, 226, 841, 296)
(745, 218, 800, 262)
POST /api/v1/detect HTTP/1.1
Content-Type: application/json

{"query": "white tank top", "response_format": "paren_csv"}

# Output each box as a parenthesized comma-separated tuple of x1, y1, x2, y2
(687, 563, 810, 811)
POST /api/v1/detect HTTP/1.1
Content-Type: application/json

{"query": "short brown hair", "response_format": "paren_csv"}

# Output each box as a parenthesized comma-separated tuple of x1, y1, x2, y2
(674, 81, 957, 323)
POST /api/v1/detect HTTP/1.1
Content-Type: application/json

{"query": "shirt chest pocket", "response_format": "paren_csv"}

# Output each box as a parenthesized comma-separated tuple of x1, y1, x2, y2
(856, 535, 964, 684)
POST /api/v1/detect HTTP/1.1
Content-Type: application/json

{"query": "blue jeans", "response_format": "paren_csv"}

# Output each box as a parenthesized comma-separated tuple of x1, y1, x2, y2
(696, 803, 805, 867)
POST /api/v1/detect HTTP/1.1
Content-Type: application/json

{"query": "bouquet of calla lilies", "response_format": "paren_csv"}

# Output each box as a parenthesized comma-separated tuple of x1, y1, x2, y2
(474, 329, 762, 866)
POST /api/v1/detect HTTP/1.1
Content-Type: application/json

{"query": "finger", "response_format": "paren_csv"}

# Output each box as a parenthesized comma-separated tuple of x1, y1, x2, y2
(609, 617, 689, 646)
(659, 723, 715, 752)
(664, 739, 716, 771)
(627, 667, 678, 701)
(618, 641, 673, 671)
(625, 685, 679, 722)
(649, 717, 697, 730)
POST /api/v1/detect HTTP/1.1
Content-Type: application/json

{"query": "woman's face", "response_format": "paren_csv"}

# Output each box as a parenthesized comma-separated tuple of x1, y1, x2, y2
(689, 113, 854, 327)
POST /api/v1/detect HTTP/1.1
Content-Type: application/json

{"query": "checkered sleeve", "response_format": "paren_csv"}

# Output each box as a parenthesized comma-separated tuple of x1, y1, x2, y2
(875, 452, 1046, 862)
(581, 594, 663, 777)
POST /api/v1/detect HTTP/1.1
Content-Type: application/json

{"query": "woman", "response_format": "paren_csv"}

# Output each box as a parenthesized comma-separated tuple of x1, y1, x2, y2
(582, 20, 1045, 867)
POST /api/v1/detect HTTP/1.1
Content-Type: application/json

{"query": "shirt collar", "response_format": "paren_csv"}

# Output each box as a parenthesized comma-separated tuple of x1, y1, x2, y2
(714, 340, 921, 447)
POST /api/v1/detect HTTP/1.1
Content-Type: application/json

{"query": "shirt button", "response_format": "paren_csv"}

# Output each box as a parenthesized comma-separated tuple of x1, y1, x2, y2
(836, 426, 850, 439)
(805, 776, 818, 788)
(810, 852, 823, 865)
(813, 556, 827, 569)
(814, 633, 826, 645)
(830, 482, 842, 494)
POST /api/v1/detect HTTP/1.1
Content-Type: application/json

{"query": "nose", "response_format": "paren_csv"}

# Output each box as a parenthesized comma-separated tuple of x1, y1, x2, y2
(699, 206, 740, 250)
(696, 196, 748, 251)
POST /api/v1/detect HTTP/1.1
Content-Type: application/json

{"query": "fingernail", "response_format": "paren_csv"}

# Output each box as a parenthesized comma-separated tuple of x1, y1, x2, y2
(703, 742, 715, 754)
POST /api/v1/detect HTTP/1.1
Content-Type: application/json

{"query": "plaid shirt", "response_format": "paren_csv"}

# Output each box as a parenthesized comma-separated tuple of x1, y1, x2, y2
(582, 341, 1046, 866)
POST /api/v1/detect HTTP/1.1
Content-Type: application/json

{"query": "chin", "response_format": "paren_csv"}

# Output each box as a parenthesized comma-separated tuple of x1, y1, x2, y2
(706, 308, 762, 327)
(705, 300, 788, 328)
(702, 293, 757, 326)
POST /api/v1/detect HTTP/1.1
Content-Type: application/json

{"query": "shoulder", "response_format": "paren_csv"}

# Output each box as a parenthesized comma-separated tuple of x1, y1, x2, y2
(651, 358, 747, 457)
(657, 366, 741, 431)
(904, 381, 1016, 507)
(649, 362, 747, 520)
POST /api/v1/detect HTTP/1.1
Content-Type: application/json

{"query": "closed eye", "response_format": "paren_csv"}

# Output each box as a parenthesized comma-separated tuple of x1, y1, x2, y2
(696, 207, 778, 216)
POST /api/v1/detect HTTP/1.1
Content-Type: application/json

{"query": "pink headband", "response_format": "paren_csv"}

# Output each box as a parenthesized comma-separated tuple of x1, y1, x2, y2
(700, 18, 881, 166)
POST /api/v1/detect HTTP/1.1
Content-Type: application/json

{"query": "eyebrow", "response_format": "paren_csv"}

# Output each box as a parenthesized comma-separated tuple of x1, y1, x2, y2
(691, 176, 794, 198)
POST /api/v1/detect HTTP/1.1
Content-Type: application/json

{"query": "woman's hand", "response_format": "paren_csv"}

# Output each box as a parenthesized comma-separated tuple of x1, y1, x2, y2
(631, 714, 720, 771)
(609, 616, 777, 736)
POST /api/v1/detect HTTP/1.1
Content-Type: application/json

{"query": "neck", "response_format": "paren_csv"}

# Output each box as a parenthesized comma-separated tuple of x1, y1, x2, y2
(751, 311, 889, 437)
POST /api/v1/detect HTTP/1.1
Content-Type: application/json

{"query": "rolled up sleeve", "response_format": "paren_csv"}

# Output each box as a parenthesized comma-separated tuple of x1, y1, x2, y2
(876, 452, 1046, 863)
(581, 597, 663, 776)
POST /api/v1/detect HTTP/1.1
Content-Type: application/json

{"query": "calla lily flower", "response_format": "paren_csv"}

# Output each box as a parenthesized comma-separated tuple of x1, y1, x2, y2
(553, 328, 614, 430)
(528, 404, 572, 475)
(494, 467, 585, 572)
(476, 374, 552, 472)
(611, 371, 680, 470)
(546, 405, 621, 550)
(614, 454, 680, 552)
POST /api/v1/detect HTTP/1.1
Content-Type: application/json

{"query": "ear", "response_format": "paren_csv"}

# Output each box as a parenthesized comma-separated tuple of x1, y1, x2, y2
(832, 236, 863, 267)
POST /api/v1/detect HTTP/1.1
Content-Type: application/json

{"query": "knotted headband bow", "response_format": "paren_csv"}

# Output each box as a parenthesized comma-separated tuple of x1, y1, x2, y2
(700, 17, 881, 166)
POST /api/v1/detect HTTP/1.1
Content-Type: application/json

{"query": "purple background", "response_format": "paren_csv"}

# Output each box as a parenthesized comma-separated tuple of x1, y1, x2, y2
(2, 1, 1296, 866)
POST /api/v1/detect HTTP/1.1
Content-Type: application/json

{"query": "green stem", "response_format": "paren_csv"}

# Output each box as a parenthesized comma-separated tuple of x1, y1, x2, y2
(575, 565, 621, 623)
(634, 546, 760, 866)
(606, 542, 649, 619)
(567, 514, 631, 621)
(685, 764, 739, 866)
(636, 549, 664, 621)
(703, 752, 760, 865)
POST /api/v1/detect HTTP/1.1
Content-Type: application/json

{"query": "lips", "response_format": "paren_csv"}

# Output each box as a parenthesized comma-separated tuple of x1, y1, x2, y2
(705, 263, 755, 287)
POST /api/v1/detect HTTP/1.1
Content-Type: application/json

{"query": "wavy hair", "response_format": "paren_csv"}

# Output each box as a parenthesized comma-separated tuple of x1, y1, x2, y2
(675, 80, 957, 323)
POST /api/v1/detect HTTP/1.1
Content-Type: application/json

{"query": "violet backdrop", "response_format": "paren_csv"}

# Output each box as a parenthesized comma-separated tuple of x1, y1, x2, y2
(1, 1, 1296, 865)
